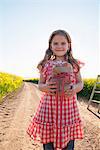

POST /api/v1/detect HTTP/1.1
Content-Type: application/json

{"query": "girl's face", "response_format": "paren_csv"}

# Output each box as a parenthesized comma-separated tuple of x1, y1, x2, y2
(50, 35, 70, 58)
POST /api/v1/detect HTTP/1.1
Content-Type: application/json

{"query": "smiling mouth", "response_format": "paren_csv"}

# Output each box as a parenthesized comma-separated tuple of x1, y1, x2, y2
(56, 50, 65, 51)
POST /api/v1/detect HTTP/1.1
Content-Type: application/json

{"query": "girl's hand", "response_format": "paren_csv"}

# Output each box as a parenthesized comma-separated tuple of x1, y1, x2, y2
(38, 81, 57, 95)
(64, 85, 76, 98)
(45, 81, 58, 95)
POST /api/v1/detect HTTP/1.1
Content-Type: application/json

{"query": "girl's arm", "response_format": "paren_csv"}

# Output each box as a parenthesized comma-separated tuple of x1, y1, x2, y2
(38, 73, 47, 92)
(74, 71, 84, 93)
(38, 73, 57, 94)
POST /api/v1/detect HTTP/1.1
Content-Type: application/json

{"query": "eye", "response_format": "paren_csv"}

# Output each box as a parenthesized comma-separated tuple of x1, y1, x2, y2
(61, 42, 66, 45)
(53, 42, 58, 45)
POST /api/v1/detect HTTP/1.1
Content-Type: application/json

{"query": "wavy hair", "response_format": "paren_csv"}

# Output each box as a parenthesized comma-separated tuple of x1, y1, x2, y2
(37, 29, 80, 73)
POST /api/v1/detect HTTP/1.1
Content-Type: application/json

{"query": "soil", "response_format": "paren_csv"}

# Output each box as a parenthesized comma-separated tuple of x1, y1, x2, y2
(0, 82, 100, 150)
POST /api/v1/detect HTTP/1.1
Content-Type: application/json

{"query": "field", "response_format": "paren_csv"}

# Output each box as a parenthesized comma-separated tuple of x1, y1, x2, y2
(0, 72, 23, 103)
(0, 73, 100, 149)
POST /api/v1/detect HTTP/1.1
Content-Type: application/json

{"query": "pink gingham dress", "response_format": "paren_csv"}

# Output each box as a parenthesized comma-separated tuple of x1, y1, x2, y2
(27, 60, 84, 149)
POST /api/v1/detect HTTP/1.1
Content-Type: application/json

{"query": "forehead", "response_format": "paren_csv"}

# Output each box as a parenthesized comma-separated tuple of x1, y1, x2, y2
(52, 35, 68, 42)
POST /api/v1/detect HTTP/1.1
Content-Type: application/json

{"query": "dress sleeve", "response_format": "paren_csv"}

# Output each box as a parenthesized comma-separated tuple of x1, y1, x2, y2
(41, 62, 49, 79)
(73, 59, 85, 73)
(77, 59, 85, 68)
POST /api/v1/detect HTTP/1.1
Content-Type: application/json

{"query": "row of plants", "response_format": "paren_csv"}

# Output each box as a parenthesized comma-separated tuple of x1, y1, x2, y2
(23, 78, 38, 84)
(0, 74, 100, 103)
(0, 72, 23, 103)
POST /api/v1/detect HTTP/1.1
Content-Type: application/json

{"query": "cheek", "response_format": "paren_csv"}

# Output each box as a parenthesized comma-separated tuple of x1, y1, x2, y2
(65, 44, 69, 49)
(63, 46, 68, 51)
(50, 45, 54, 51)
(51, 46, 56, 51)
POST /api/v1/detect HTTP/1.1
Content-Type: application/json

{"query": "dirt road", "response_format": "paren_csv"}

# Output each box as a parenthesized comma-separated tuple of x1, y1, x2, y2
(0, 82, 100, 150)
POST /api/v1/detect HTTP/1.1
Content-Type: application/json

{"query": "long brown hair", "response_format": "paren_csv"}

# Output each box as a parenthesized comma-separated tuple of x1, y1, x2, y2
(37, 29, 80, 73)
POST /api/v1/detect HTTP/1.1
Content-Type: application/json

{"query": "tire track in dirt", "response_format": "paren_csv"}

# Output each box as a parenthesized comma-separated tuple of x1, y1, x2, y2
(0, 82, 100, 150)
(0, 82, 42, 150)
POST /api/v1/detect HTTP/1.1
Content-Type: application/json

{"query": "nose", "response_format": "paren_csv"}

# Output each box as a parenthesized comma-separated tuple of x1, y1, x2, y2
(57, 44, 62, 49)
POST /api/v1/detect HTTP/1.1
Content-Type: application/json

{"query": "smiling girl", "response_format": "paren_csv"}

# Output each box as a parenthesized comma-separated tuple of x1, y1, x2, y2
(27, 29, 84, 150)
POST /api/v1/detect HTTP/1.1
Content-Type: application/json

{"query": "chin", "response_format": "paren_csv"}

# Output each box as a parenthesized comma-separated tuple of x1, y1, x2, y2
(56, 53, 66, 57)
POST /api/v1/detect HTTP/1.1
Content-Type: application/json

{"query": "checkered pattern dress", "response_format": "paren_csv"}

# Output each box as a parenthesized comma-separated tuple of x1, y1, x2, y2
(27, 60, 84, 149)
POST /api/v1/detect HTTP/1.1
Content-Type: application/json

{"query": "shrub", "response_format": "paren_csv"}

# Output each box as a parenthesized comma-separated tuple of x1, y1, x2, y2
(0, 72, 23, 101)
(78, 78, 100, 101)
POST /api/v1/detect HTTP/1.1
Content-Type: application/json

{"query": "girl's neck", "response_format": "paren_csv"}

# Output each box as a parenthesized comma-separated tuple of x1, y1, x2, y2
(55, 56, 66, 61)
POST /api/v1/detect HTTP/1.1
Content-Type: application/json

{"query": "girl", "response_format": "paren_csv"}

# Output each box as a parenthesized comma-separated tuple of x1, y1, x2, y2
(27, 30, 84, 150)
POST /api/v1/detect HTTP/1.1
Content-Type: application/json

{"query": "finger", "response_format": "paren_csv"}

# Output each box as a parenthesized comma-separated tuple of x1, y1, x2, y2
(66, 89, 72, 93)
(50, 89, 57, 92)
(49, 85, 58, 89)
(49, 81, 56, 85)
(49, 91, 56, 95)
(65, 92, 71, 96)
